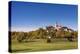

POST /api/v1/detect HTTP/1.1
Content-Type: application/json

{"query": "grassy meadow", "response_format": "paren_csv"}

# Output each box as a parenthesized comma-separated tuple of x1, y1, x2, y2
(10, 39, 78, 53)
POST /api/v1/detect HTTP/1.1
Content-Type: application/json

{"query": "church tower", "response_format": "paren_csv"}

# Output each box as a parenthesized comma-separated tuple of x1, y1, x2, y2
(55, 21, 62, 30)
(55, 21, 58, 27)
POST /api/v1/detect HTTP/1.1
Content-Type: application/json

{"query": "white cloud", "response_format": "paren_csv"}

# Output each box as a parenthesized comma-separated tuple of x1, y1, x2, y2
(11, 27, 39, 32)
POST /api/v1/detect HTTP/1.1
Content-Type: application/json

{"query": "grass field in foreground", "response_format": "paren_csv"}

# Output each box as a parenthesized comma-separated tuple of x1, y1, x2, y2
(10, 39, 78, 53)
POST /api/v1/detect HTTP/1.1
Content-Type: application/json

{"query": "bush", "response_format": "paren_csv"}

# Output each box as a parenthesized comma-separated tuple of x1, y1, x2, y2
(47, 39, 51, 43)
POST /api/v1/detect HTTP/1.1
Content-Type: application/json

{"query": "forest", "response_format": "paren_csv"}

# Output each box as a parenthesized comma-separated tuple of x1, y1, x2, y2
(10, 26, 78, 43)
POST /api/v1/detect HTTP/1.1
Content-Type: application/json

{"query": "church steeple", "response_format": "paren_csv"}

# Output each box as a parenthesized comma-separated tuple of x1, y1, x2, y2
(55, 21, 62, 30)
(55, 21, 58, 27)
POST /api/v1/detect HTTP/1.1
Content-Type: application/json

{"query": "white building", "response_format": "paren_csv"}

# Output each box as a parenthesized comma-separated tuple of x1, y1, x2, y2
(54, 22, 62, 30)
(54, 22, 73, 32)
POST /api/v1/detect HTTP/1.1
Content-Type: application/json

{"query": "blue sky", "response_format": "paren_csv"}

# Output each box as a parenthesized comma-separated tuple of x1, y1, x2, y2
(10, 1, 78, 32)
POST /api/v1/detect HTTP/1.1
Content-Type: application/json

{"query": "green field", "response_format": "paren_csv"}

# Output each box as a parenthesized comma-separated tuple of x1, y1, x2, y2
(10, 39, 78, 53)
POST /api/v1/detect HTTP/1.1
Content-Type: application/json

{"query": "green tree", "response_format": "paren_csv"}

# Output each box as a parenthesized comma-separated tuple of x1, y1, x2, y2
(46, 26, 55, 38)
(73, 31, 78, 38)
(64, 31, 74, 41)
(17, 32, 26, 42)
(37, 28, 45, 39)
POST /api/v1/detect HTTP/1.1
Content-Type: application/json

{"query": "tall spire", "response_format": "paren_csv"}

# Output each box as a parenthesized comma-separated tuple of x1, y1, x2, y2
(56, 21, 58, 25)
(55, 21, 56, 27)
(55, 21, 58, 27)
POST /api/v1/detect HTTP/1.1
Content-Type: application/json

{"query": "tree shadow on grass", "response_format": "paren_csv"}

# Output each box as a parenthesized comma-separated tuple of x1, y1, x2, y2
(22, 40, 38, 43)
(10, 49, 32, 53)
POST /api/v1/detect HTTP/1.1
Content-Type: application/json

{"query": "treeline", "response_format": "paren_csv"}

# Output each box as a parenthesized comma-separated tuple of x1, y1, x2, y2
(10, 26, 78, 42)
